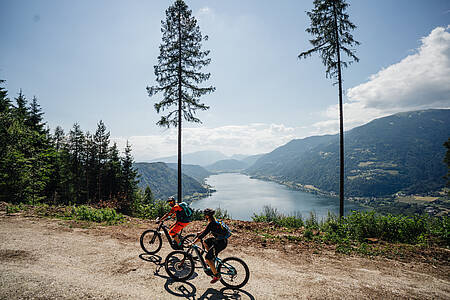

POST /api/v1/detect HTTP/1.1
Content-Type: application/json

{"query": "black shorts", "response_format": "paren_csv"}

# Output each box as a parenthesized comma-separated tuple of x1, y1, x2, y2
(204, 237, 227, 260)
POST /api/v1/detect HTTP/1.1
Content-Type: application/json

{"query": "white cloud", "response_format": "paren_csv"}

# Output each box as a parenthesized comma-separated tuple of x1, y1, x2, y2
(111, 123, 300, 161)
(313, 26, 450, 134)
(196, 6, 215, 22)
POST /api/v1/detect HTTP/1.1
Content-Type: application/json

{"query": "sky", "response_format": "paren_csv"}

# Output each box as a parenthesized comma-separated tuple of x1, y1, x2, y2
(1, 0, 449, 162)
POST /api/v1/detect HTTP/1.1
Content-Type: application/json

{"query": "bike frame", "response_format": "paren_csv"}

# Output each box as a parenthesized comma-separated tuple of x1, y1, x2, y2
(187, 240, 236, 277)
(153, 218, 185, 248)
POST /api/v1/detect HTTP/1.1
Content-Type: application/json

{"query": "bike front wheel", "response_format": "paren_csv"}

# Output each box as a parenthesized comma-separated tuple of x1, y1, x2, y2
(218, 257, 250, 289)
(140, 229, 162, 254)
(165, 250, 195, 281)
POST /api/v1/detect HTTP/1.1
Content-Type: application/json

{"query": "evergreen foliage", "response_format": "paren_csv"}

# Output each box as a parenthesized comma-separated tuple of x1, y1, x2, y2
(147, 0, 214, 202)
(0, 81, 143, 213)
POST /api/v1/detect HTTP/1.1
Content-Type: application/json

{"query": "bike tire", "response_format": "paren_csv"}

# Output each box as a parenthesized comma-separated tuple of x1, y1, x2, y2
(165, 250, 195, 281)
(140, 229, 162, 255)
(218, 257, 250, 289)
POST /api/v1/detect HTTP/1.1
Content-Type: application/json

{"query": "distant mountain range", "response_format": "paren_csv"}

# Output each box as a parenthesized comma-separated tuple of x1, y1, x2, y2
(246, 109, 450, 197)
(151, 150, 228, 166)
(166, 163, 215, 182)
(205, 159, 250, 173)
(151, 151, 265, 167)
(133, 162, 209, 200)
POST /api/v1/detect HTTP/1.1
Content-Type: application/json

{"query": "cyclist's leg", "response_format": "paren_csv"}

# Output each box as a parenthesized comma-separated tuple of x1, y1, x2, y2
(204, 238, 223, 280)
(214, 239, 227, 257)
(202, 237, 214, 252)
(169, 222, 187, 246)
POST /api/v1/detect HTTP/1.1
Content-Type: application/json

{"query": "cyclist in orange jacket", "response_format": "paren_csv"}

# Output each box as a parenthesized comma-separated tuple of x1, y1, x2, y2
(159, 197, 191, 249)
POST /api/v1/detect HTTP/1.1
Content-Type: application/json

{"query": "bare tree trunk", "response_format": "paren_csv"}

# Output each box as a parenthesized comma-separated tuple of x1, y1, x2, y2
(177, 9, 183, 204)
(333, 3, 345, 218)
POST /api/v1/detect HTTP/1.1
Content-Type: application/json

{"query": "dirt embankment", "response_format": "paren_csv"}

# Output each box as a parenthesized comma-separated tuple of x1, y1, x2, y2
(1, 211, 449, 299)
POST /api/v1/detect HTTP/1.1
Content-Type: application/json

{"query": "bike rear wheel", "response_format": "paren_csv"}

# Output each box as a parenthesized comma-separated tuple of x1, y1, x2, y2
(165, 250, 195, 281)
(218, 257, 250, 289)
(140, 229, 162, 254)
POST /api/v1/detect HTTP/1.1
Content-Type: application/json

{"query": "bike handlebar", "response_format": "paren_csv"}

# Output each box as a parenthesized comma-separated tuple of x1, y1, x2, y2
(155, 215, 174, 224)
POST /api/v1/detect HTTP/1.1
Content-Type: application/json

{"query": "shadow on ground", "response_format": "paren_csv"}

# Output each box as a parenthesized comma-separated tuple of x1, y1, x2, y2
(139, 253, 255, 300)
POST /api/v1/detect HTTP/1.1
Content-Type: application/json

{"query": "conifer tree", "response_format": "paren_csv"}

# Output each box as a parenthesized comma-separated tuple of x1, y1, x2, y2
(14, 90, 28, 121)
(147, 0, 215, 203)
(0, 81, 13, 201)
(106, 142, 122, 201)
(121, 141, 139, 213)
(0, 80, 11, 113)
(68, 123, 85, 203)
(143, 186, 154, 204)
(53, 126, 66, 151)
(83, 132, 97, 204)
(298, 0, 359, 217)
(0, 80, 11, 159)
(27, 96, 46, 134)
(94, 120, 110, 202)
(47, 126, 66, 203)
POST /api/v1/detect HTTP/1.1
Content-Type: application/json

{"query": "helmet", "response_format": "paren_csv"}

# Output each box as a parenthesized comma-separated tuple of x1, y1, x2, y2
(167, 196, 175, 202)
(203, 208, 215, 217)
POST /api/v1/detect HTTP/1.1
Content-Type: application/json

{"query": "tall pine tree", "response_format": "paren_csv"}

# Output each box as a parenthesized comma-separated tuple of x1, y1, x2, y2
(147, 0, 215, 203)
(27, 96, 46, 135)
(298, 0, 359, 217)
(94, 120, 110, 202)
(121, 141, 139, 213)
(68, 123, 85, 204)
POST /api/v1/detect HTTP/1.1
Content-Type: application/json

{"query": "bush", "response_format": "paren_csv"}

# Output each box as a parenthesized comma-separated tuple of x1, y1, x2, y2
(253, 206, 449, 247)
(191, 208, 204, 221)
(71, 205, 124, 224)
(252, 205, 304, 228)
(6, 204, 22, 214)
(215, 207, 231, 220)
(320, 211, 449, 246)
(131, 199, 169, 220)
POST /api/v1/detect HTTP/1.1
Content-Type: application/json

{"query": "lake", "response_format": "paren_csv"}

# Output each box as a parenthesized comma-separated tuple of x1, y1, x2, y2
(190, 173, 367, 221)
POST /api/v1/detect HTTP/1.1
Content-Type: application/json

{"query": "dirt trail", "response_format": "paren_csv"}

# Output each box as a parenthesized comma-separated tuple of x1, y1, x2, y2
(1, 214, 449, 299)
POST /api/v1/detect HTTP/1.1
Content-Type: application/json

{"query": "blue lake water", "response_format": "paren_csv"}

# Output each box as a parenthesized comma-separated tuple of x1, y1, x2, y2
(190, 173, 367, 221)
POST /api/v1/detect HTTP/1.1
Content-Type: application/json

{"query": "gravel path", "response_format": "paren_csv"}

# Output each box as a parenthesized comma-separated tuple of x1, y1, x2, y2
(1, 214, 449, 299)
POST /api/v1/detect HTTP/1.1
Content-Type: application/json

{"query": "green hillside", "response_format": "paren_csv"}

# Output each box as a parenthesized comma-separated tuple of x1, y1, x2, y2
(166, 163, 214, 182)
(246, 109, 450, 197)
(133, 162, 208, 200)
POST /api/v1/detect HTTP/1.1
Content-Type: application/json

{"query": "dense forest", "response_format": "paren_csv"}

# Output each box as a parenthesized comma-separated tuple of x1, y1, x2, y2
(0, 80, 143, 213)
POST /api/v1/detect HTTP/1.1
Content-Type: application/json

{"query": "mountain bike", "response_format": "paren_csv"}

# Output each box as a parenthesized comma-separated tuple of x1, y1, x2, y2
(140, 217, 196, 255)
(164, 236, 250, 289)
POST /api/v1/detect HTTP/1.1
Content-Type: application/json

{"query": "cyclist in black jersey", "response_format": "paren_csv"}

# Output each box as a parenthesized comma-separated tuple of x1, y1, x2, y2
(191, 208, 229, 284)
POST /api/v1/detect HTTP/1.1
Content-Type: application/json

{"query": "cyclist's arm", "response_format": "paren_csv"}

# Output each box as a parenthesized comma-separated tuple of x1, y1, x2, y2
(193, 222, 213, 244)
(160, 207, 176, 221)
